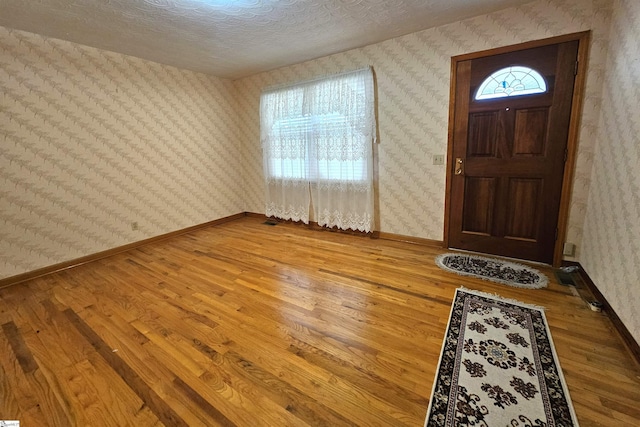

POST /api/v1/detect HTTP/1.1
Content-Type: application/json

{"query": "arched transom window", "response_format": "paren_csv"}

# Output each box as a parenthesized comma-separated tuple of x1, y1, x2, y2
(475, 66, 547, 100)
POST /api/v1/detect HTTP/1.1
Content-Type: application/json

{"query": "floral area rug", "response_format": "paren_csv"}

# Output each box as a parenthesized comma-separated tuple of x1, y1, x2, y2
(435, 253, 548, 289)
(425, 288, 578, 427)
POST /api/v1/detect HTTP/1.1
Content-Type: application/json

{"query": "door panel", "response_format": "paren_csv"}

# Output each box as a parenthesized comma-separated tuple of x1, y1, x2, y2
(504, 178, 541, 240)
(468, 112, 498, 156)
(513, 108, 548, 156)
(448, 41, 579, 264)
(462, 177, 496, 234)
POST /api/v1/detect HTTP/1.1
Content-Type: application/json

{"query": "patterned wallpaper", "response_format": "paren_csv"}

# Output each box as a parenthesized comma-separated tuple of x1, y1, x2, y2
(236, 0, 611, 257)
(581, 0, 640, 343)
(0, 27, 243, 279)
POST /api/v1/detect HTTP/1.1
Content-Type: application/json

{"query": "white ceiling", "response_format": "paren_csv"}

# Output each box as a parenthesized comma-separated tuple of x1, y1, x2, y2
(0, 0, 534, 79)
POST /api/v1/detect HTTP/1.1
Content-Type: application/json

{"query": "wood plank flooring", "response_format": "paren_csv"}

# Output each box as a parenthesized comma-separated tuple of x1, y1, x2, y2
(0, 216, 638, 426)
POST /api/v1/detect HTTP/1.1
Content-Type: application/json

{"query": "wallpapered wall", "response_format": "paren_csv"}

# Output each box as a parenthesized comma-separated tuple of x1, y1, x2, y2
(0, 27, 243, 279)
(581, 0, 639, 343)
(236, 0, 611, 255)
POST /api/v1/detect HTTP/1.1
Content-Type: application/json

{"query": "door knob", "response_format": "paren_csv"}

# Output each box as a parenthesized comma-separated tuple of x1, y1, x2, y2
(455, 158, 464, 175)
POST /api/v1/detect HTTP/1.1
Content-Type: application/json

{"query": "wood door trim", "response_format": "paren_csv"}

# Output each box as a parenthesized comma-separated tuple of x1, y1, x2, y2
(554, 32, 591, 266)
(443, 31, 590, 267)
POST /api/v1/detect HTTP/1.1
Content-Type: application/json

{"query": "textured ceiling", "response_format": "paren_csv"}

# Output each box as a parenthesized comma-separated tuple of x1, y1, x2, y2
(0, 0, 534, 79)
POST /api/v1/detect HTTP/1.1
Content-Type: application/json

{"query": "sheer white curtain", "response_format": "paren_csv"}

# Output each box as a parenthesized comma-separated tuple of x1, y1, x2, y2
(260, 67, 377, 232)
(261, 85, 311, 223)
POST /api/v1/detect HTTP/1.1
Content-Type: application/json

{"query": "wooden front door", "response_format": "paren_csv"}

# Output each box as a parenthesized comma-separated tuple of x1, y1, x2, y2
(447, 40, 579, 264)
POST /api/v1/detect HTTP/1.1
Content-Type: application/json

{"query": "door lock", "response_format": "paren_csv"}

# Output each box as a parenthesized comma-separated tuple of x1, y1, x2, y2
(455, 158, 464, 175)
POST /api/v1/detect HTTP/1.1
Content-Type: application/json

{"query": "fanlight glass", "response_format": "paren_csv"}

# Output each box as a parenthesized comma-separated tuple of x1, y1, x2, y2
(475, 66, 547, 100)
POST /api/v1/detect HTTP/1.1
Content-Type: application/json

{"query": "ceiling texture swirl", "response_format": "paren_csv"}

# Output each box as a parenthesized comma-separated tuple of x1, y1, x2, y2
(0, 0, 534, 79)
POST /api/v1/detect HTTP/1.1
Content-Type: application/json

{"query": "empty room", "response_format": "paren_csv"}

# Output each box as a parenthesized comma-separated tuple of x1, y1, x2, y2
(1, 0, 638, 426)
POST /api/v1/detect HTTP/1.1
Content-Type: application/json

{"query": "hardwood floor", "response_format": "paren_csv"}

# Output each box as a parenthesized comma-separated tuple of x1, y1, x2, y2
(1, 216, 638, 426)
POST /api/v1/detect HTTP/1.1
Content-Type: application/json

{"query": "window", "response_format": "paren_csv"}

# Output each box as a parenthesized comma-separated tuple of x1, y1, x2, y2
(260, 67, 377, 232)
(475, 66, 547, 100)
(267, 112, 368, 182)
(260, 68, 375, 184)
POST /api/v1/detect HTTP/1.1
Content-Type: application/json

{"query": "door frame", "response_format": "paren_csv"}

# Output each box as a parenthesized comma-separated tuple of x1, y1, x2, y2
(443, 31, 591, 267)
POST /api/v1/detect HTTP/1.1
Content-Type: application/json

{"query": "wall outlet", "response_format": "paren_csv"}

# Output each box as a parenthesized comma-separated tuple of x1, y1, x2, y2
(433, 154, 445, 165)
(131, 221, 139, 231)
(563, 242, 575, 256)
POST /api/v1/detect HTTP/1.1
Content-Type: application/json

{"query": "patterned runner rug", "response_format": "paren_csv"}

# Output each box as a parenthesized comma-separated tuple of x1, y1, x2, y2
(425, 288, 578, 427)
(435, 253, 548, 289)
